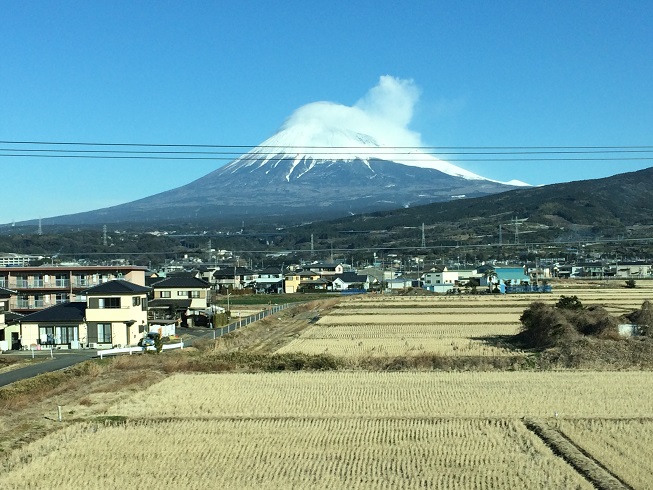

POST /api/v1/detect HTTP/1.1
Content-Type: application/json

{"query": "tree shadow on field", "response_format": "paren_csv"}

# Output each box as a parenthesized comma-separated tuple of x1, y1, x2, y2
(469, 334, 534, 352)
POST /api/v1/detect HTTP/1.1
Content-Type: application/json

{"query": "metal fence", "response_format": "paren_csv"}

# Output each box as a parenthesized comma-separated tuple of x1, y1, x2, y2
(201, 303, 293, 342)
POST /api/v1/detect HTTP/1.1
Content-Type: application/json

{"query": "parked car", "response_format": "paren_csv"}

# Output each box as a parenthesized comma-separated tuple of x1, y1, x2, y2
(138, 332, 161, 347)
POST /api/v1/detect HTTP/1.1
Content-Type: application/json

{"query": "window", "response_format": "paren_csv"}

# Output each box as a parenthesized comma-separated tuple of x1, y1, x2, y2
(16, 275, 28, 288)
(160, 291, 171, 298)
(190, 291, 200, 298)
(39, 326, 55, 345)
(132, 296, 141, 307)
(58, 326, 78, 344)
(97, 323, 112, 343)
(56, 293, 69, 304)
(55, 274, 69, 288)
(96, 297, 120, 309)
(177, 291, 187, 297)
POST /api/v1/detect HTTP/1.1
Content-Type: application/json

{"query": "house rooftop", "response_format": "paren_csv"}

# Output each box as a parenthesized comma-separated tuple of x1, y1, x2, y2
(151, 277, 210, 288)
(18, 302, 86, 323)
(82, 279, 151, 295)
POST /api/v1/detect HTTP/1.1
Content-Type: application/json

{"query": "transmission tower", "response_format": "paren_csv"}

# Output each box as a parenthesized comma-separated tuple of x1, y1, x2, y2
(421, 223, 426, 248)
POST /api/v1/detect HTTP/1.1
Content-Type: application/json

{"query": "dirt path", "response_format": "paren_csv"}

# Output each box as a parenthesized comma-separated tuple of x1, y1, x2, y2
(209, 298, 342, 354)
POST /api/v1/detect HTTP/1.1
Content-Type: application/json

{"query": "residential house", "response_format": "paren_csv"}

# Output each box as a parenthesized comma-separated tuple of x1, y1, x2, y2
(284, 270, 301, 294)
(213, 266, 258, 291)
(148, 276, 211, 326)
(423, 267, 459, 292)
(83, 280, 150, 348)
(493, 267, 531, 286)
(332, 272, 370, 292)
(306, 262, 345, 278)
(386, 276, 418, 291)
(16, 279, 150, 349)
(254, 267, 284, 294)
(18, 302, 87, 350)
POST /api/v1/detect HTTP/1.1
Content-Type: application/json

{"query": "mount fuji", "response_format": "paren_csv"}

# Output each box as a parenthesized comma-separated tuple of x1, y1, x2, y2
(40, 121, 528, 226)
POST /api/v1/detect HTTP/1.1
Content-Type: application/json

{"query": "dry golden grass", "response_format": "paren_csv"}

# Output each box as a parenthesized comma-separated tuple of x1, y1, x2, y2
(107, 371, 653, 419)
(558, 418, 653, 489)
(1, 418, 591, 490)
(276, 324, 520, 357)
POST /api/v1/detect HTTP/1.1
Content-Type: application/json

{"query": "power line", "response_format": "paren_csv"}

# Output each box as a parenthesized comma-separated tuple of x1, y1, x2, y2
(1, 139, 652, 150)
(1, 153, 652, 162)
(1, 140, 652, 163)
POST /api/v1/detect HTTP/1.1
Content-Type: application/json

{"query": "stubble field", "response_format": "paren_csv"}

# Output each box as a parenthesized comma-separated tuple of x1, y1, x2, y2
(3, 281, 653, 489)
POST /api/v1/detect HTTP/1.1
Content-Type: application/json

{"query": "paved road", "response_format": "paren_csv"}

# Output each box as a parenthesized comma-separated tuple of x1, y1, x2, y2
(0, 351, 98, 388)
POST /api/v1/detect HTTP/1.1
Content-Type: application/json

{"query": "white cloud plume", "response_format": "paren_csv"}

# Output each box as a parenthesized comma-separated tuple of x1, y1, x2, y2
(281, 75, 423, 147)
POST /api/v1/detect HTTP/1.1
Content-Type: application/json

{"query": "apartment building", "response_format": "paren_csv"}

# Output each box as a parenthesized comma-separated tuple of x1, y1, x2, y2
(0, 265, 147, 314)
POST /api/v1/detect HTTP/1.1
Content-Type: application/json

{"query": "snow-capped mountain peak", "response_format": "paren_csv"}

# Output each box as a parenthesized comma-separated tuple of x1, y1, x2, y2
(222, 122, 526, 186)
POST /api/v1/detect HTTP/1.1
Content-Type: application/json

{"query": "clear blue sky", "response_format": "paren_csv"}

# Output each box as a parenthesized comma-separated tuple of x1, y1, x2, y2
(1, 1, 652, 223)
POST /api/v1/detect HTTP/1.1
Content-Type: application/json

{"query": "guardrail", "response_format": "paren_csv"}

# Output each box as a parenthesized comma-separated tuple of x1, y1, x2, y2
(97, 341, 184, 359)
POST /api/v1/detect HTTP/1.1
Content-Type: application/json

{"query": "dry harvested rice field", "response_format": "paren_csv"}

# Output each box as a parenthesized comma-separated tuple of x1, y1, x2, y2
(5, 371, 653, 489)
(3, 281, 653, 489)
(277, 284, 653, 358)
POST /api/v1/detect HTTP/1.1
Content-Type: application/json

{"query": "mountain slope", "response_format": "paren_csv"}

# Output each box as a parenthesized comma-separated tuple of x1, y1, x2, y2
(320, 166, 653, 244)
(37, 125, 522, 226)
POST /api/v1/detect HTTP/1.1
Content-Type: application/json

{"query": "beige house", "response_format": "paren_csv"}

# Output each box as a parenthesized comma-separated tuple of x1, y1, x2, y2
(17, 279, 150, 349)
(284, 271, 301, 294)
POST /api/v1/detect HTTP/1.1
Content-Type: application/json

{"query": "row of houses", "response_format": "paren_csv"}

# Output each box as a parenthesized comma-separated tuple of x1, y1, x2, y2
(0, 264, 371, 350)
(3, 258, 652, 351)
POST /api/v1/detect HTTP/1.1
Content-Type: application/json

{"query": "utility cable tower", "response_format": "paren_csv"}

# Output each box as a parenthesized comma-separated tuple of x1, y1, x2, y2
(310, 234, 314, 257)
(38, 218, 42, 236)
(499, 224, 503, 246)
(421, 223, 426, 248)
(102, 225, 107, 246)
(512, 216, 523, 244)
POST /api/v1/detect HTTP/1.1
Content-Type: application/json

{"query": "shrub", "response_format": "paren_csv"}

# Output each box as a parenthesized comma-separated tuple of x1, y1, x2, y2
(519, 302, 576, 349)
(629, 300, 653, 337)
(625, 279, 637, 289)
(555, 295, 583, 310)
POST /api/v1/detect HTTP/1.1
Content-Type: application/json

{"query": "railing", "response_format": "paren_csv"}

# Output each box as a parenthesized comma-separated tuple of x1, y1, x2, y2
(201, 303, 292, 342)
(10, 280, 72, 289)
(97, 341, 184, 359)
